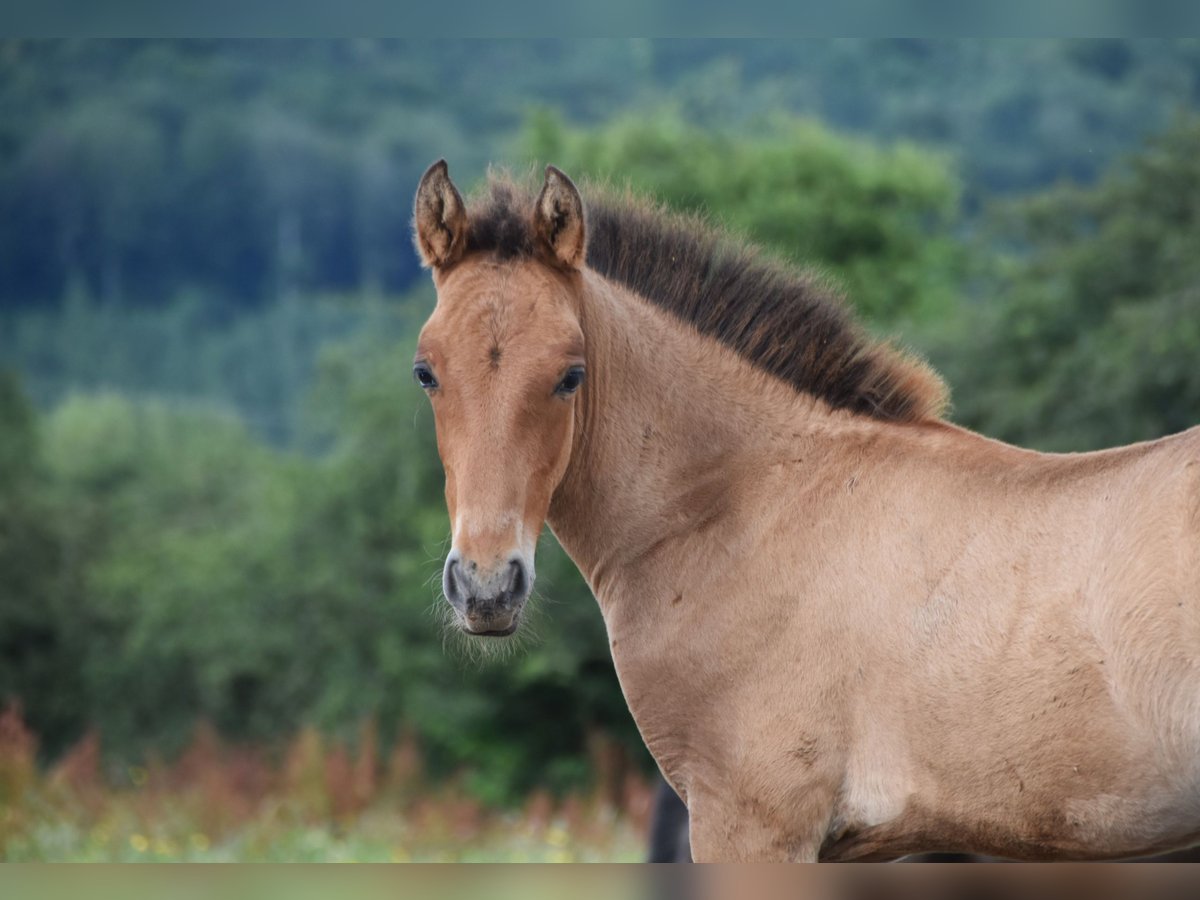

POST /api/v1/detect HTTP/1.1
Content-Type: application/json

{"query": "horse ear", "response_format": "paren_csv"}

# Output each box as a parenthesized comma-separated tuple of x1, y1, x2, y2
(413, 159, 468, 269)
(533, 165, 586, 270)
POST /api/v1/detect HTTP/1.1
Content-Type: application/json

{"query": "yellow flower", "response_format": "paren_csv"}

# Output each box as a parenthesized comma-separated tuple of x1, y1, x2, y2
(545, 826, 569, 848)
(390, 847, 410, 863)
(129, 834, 150, 853)
(189, 833, 211, 852)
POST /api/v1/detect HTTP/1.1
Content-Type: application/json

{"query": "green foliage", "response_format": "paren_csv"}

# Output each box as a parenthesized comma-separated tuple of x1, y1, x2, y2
(0, 373, 80, 752)
(522, 110, 963, 324)
(39, 394, 311, 752)
(0, 372, 36, 486)
(2, 40, 1199, 309)
(0, 292, 394, 445)
(930, 115, 1200, 450)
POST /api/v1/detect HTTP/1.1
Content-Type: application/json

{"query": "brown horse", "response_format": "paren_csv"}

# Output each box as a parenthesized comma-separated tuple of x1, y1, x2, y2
(410, 160, 1200, 862)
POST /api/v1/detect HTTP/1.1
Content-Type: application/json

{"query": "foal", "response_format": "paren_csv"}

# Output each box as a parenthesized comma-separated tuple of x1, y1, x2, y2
(411, 160, 1200, 861)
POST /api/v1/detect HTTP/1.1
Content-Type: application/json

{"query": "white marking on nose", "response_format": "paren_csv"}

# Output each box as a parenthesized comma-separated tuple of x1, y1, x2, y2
(454, 508, 520, 543)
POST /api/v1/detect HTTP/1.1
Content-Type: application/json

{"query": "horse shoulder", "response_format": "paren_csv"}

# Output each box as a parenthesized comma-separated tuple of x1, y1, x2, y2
(1183, 427, 1200, 531)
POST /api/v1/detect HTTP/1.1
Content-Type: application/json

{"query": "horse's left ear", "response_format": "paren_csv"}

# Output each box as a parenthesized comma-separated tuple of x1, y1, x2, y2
(533, 165, 586, 270)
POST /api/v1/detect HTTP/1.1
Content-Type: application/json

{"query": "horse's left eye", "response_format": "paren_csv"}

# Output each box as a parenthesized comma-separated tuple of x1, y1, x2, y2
(413, 362, 438, 390)
(555, 367, 585, 396)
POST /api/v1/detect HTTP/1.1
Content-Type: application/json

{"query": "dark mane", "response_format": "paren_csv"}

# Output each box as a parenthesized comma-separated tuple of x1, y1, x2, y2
(465, 175, 948, 424)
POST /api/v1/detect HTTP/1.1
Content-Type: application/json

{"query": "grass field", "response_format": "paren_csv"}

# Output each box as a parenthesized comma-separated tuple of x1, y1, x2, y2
(0, 705, 651, 862)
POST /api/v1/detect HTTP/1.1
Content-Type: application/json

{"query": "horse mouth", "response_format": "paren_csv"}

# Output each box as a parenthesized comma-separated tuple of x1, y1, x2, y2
(463, 623, 519, 638)
(463, 628, 516, 643)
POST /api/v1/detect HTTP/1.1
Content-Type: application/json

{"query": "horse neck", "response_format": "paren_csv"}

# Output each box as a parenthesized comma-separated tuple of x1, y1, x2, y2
(547, 270, 825, 604)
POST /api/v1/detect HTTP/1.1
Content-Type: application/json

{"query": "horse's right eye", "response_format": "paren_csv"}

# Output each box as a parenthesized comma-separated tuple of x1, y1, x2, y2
(413, 363, 438, 390)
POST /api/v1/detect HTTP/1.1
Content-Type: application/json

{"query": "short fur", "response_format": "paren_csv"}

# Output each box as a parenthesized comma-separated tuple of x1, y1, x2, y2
(414, 162, 1200, 862)
(462, 173, 947, 424)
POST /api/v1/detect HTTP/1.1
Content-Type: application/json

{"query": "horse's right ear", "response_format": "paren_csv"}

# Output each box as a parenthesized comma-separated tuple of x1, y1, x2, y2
(413, 159, 468, 270)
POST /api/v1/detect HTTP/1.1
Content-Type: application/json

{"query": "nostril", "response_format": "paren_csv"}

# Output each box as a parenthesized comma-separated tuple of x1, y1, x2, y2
(508, 559, 527, 600)
(443, 553, 466, 608)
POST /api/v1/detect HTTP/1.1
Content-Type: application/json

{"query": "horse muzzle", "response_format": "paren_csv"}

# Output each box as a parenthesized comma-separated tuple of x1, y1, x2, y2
(443, 550, 531, 636)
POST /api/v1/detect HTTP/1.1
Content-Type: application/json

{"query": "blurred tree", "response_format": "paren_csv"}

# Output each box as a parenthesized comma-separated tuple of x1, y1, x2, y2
(0, 373, 81, 755)
(929, 115, 1200, 451)
(2, 39, 1198, 311)
(16, 99, 172, 304)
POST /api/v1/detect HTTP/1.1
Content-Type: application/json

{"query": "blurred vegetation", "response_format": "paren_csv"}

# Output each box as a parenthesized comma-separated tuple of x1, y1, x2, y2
(929, 115, 1200, 451)
(1, 41, 1200, 838)
(0, 705, 650, 861)
(2, 40, 1199, 311)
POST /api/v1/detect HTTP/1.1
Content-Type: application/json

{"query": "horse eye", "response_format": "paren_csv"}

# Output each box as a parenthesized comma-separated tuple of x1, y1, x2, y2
(556, 367, 585, 396)
(413, 363, 438, 390)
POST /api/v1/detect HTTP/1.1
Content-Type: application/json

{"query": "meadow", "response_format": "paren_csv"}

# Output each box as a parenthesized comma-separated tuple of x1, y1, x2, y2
(0, 704, 651, 862)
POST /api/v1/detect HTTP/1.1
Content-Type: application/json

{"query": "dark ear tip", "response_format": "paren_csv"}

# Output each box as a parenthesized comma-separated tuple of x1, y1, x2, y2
(421, 159, 450, 184)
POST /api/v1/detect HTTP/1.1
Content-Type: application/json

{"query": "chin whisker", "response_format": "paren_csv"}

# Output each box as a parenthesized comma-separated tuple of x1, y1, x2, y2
(428, 595, 544, 668)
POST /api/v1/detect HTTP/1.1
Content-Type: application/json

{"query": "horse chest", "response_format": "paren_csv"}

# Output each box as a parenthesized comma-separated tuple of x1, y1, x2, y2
(836, 768, 913, 833)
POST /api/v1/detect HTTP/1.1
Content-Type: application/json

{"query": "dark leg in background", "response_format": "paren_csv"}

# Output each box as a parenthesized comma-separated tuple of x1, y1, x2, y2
(647, 776, 692, 863)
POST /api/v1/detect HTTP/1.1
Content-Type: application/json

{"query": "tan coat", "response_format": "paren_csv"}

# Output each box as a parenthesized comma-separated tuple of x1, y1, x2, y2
(413, 161, 1200, 861)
